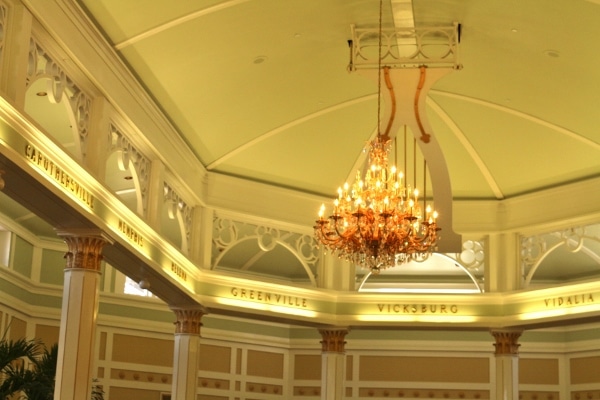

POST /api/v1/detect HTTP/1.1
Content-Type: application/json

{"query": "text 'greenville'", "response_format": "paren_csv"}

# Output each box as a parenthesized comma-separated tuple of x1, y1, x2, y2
(230, 287, 308, 308)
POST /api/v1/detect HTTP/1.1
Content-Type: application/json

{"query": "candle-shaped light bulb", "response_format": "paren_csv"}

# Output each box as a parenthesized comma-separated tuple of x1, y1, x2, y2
(433, 211, 438, 221)
(319, 204, 325, 218)
(414, 188, 419, 200)
(337, 187, 342, 199)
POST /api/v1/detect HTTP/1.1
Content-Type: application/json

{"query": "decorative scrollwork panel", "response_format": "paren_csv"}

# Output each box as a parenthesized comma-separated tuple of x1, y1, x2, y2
(522, 223, 600, 286)
(163, 182, 192, 254)
(212, 215, 318, 285)
(0, 2, 7, 65)
(108, 123, 150, 216)
(26, 38, 91, 160)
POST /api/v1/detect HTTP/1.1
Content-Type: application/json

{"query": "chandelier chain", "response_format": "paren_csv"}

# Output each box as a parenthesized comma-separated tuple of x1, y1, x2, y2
(377, 0, 383, 138)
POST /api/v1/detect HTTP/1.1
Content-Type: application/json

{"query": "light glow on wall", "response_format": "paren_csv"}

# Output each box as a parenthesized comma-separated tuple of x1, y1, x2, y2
(515, 303, 600, 321)
(355, 313, 480, 324)
(216, 297, 318, 319)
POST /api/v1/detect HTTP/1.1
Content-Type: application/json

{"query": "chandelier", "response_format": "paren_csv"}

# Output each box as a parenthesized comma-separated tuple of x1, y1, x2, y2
(313, 0, 440, 274)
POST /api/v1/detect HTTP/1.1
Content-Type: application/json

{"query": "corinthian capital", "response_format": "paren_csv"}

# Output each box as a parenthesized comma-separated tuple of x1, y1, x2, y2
(491, 330, 522, 355)
(318, 327, 350, 353)
(56, 229, 113, 271)
(171, 306, 207, 335)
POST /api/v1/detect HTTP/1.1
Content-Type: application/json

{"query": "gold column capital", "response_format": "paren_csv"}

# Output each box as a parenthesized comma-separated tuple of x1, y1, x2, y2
(318, 327, 350, 353)
(171, 306, 207, 335)
(56, 229, 113, 271)
(491, 329, 522, 355)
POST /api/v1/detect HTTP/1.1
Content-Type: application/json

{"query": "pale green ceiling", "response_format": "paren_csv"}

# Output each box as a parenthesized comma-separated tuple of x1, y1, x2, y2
(6, 0, 599, 289)
(76, 0, 600, 201)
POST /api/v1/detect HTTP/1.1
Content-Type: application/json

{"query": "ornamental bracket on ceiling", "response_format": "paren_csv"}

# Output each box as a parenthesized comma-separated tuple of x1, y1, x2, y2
(346, 23, 462, 252)
(348, 23, 462, 72)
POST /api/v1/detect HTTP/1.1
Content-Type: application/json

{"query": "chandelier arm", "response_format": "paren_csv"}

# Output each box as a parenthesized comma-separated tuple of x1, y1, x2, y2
(332, 218, 345, 239)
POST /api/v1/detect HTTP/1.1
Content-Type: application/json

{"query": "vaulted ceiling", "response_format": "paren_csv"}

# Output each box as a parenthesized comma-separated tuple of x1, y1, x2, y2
(2, 0, 600, 292)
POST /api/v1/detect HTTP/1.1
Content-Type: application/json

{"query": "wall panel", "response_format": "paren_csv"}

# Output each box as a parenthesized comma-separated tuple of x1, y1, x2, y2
(359, 355, 489, 383)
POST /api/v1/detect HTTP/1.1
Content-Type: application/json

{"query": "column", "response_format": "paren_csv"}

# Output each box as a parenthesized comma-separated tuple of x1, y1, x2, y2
(319, 327, 349, 400)
(486, 233, 521, 292)
(317, 251, 355, 291)
(189, 206, 213, 268)
(145, 159, 165, 230)
(54, 229, 112, 400)
(171, 306, 206, 400)
(85, 97, 112, 180)
(491, 329, 522, 400)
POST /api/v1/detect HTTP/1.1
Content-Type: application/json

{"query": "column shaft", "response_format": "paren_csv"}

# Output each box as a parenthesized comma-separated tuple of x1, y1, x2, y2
(54, 231, 111, 400)
(486, 233, 521, 292)
(491, 330, 522, 400)
(171, 307, 206, 400)
(317, 252, 354, 291)
(319, 328, 349, 400)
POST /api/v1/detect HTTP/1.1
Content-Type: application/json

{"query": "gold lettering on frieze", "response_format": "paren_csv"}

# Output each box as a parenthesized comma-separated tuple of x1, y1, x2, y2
(230, 287, 308, 308)
(377, 304, 459, 314)
(544, 293, 594, 308)
(24, 144, 94, 209)
(171, 262, 187, 282)
(118, 219, 144, 247)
